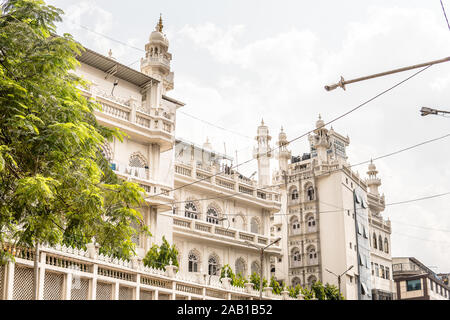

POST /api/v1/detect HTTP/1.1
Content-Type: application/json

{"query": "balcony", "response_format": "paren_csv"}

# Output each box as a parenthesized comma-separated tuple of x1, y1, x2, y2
(171, 215, 277, 251)
(79, 86, 175, 150)
(111, 162, 173, 209)
(174, 161, 281, 210)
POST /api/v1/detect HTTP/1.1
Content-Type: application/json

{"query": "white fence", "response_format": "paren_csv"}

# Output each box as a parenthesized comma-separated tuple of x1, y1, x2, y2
(0, 244, 299, 301)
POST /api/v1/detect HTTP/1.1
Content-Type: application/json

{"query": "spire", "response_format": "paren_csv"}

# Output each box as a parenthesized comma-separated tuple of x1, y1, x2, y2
(156, 14, 163, 32)
(261, 118, 265, 126)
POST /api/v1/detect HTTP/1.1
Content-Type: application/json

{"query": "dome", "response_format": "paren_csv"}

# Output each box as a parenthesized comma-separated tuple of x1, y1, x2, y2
(149, 30, 168, 44)
(368, 163, 376, 171)
(316, 115, 325, 129)
(279, 127, 287, 141)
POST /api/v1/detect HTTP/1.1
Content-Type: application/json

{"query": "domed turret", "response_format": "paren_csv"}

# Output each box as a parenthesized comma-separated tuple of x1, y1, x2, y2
(316, 114, 325, 129)
(141, 15, 174, 93)
(277, 126, 291, 172)
(366, 160, 381, 195)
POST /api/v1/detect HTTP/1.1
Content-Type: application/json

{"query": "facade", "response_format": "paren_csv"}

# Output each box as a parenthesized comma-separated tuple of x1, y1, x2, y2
(366, 163, 396, 300)
(271, 117, 395, 300)
(393, 257, 450, 300)
(77, 17, 282, 285)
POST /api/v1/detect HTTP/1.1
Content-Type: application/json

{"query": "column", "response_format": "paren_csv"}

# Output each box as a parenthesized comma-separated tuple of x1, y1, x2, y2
(114, 281, 120, 300)
(38, 252, 46, 300)
(135, 274, 141, 300)
(154, 289, 159, 300)
(90, 264, 98, 300)
(64, 273, 73, 300)
(5, 261, 15, 300)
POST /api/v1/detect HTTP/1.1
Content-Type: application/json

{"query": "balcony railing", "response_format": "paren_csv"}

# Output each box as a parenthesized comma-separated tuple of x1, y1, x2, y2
(174, 162, 281, 205)
(171, 215, 273, 249)
(79, 86, 174, 135)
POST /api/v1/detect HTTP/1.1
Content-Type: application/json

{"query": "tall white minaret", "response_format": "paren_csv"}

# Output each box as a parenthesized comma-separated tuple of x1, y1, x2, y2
(276, 127, 291, 172)
(253, 119, 272, 187)
(309, 115, 331, 164)
(366, 161, 382, 195)
(141, 15, 174, 93)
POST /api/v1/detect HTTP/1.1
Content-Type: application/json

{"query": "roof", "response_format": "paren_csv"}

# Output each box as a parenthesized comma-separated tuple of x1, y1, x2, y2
(77, 47, 159, 88)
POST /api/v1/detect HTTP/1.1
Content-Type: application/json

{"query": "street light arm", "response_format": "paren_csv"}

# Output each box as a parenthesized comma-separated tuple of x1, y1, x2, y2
(264, 237, 282, 250)
(340, 265, 354, 277)
(325, 268, 339, 278)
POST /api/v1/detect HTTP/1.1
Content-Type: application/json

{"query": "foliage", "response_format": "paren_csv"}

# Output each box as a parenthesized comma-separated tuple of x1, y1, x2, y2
(143, 236, 179, 271)
(0, 0, 150, 263)
(249, 272, 268, 290)
(270, 277, 284, 295)
(288, 285, 301, 298)
(286, 281, 344, 300)
(311, 280, 326, 300)
(220, 264, 248, 288)
(324, 283, 345, 300)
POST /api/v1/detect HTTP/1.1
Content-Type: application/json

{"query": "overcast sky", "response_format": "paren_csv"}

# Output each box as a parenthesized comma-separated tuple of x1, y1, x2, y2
(47, 0, 450, 273)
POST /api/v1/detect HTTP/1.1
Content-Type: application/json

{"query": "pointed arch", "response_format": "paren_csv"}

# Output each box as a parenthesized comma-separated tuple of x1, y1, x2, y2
(129, 151, 148, 168)
(235, 257, 247, 277)
(208, 253, 220, 276)
(188, 249, 201, 273)
(250, 217, 261, 234)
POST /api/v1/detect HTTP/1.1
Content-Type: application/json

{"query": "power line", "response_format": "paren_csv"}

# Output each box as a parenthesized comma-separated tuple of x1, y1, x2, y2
(77, 24, 145, 53)
(178, 110, 254, 140)
(156, 130, 450, 208)
(440, 0, 450, 31)
(386, 191, 450, 206)
(389, 219, 450, 233)
(394, 231, 450, 245)
(148, 64, 432, 199)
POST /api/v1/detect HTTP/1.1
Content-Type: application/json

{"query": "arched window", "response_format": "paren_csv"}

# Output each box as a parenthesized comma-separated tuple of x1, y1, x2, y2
(290, 217, 300, 234)
(307, 275, 317, 287)
(208, 254, 219, 276)
(292, 277, 301, 287)
(234, 214, 246, 230)
(251, 261, 261, 275)
(291, 188, 299, 200)
(270, 264, 275, 273)
(378, 235, 383, 251)
(307, 246, 317, 265)
(235, 258, 246, 277)
(206, 207, 219, 224)
(307, 216, 316, 232)
(373, 233, 377, 249)
(185, 202, 198, 220)
(251, 217, 260, 234)
(384, 237, 389, 254)
(188, 250, 200, 273)
(291, 248, 301, 266)
(306, 186, 315, 201)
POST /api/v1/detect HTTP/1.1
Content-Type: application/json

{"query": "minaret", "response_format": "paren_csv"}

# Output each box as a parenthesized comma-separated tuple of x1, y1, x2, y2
(366, 161, 381, 195)
(276, 127, 291, 172)
(309, 115, 331, 164)
(141, 15, 174, 93)
(253, 119, 272, 187)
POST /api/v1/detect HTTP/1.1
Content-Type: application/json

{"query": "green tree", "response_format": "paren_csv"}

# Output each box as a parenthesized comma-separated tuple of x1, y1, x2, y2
(311, 280, 326, 300)
(249, 272, 268, 290)
(270, 277, 284, 295)
(324, 283, 345, 300)
(220, 264, 248, 288)
(0, 0, 150, 265)
(143, 236, 179, 271)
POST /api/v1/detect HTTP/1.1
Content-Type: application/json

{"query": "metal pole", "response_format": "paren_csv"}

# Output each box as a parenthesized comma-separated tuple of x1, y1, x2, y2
(259, 248, 264, 300)
(325, 56, 450, 91)
(338, 275, 341, 300)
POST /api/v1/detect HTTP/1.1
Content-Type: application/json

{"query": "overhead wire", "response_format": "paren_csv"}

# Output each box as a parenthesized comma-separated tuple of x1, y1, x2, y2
(147, 64, 433, 199)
